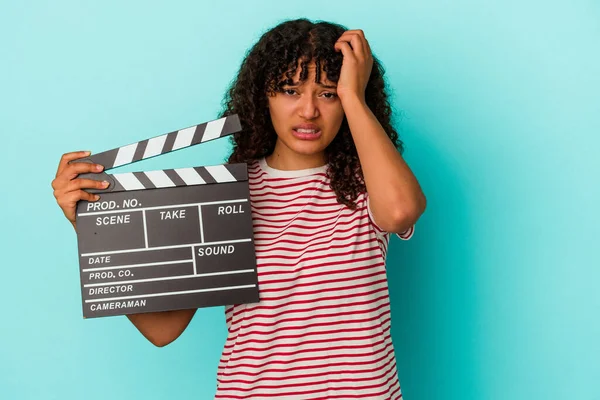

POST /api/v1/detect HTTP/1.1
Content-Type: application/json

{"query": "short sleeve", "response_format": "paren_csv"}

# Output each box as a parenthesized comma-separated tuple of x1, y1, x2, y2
(366, 193, 415, 241)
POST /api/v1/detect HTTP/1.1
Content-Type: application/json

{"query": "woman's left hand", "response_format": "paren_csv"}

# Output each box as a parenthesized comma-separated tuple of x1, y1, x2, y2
(334, 29, 374, 104)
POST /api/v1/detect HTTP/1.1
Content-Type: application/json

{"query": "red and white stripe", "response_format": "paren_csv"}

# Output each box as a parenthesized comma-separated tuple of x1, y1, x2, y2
(214, 158, 413, 399)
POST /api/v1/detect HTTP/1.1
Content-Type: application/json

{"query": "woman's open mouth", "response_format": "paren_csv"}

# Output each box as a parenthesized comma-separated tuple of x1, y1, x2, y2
(292, 128, 322, 140)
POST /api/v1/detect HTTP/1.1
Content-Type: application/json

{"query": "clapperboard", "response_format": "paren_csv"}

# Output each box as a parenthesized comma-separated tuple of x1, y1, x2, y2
(71, 114, 259, 318)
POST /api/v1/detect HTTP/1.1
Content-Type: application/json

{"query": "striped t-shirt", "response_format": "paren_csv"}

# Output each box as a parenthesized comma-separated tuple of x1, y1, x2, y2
(215, 157, 415, 399)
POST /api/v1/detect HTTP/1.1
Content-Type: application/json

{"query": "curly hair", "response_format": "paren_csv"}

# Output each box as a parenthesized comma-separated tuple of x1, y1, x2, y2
(218, 18, 404, 209)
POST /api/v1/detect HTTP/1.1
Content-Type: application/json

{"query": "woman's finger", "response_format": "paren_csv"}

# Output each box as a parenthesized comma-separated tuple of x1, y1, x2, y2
(334, 40, 355, 61)
(339, 29, 362, 39)
(349, 34, 365, 60)
(353, 30, 371, 59)
(337, 34, 364, 60)
(54, 178, 108, 201)
(61, 161, 105, 180)
(353, 30, 371, 57)
(56, 151, 91, 177)
(64, 178, 110, 193)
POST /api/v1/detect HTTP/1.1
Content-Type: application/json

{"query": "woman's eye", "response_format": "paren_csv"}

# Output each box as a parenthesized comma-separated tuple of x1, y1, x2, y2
(322, 92, 337, 99)
(283, 89, 296, 95)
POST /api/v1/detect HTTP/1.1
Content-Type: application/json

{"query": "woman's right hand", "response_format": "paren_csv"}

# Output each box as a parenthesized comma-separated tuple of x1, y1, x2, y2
(51, 151, 110, 229)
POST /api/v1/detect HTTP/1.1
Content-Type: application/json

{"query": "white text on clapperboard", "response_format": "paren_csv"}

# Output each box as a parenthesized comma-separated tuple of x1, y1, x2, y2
(80, 196, 251, 312)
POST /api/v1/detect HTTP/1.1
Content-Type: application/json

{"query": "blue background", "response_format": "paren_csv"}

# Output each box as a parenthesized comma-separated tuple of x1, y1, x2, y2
(1, 1, 598, 399)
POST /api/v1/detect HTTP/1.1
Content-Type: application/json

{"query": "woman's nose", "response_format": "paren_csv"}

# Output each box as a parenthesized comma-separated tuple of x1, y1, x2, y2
(298, 95, 320, 119)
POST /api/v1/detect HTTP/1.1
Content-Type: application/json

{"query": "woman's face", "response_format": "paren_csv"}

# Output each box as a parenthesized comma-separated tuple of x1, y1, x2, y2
(267, 59, 345, 163)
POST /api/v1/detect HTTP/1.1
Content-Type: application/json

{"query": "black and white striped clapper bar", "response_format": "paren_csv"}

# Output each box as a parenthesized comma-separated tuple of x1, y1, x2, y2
(71, 114, 259, 318)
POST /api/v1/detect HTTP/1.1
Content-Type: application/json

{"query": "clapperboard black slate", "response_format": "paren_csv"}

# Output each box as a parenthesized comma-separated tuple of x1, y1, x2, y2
(71, 114, 259, 318)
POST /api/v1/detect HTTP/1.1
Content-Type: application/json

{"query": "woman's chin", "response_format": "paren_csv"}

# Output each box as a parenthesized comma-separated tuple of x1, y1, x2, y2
(289, 141, 327, 156)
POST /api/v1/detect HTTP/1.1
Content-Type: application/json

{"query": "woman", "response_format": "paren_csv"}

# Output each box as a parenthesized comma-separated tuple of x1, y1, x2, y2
(52, 18, 426, 400)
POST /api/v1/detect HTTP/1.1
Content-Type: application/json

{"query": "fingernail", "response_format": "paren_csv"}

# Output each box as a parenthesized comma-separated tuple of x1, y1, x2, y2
(96, 164, 104, 171)
(102, 180, 109, 187)
(94, 195, 100, 200)
(84, 151, 91, 156)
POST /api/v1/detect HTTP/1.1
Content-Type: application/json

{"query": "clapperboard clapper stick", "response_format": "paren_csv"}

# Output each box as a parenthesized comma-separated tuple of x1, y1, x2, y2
(70, 114, 259, 318)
